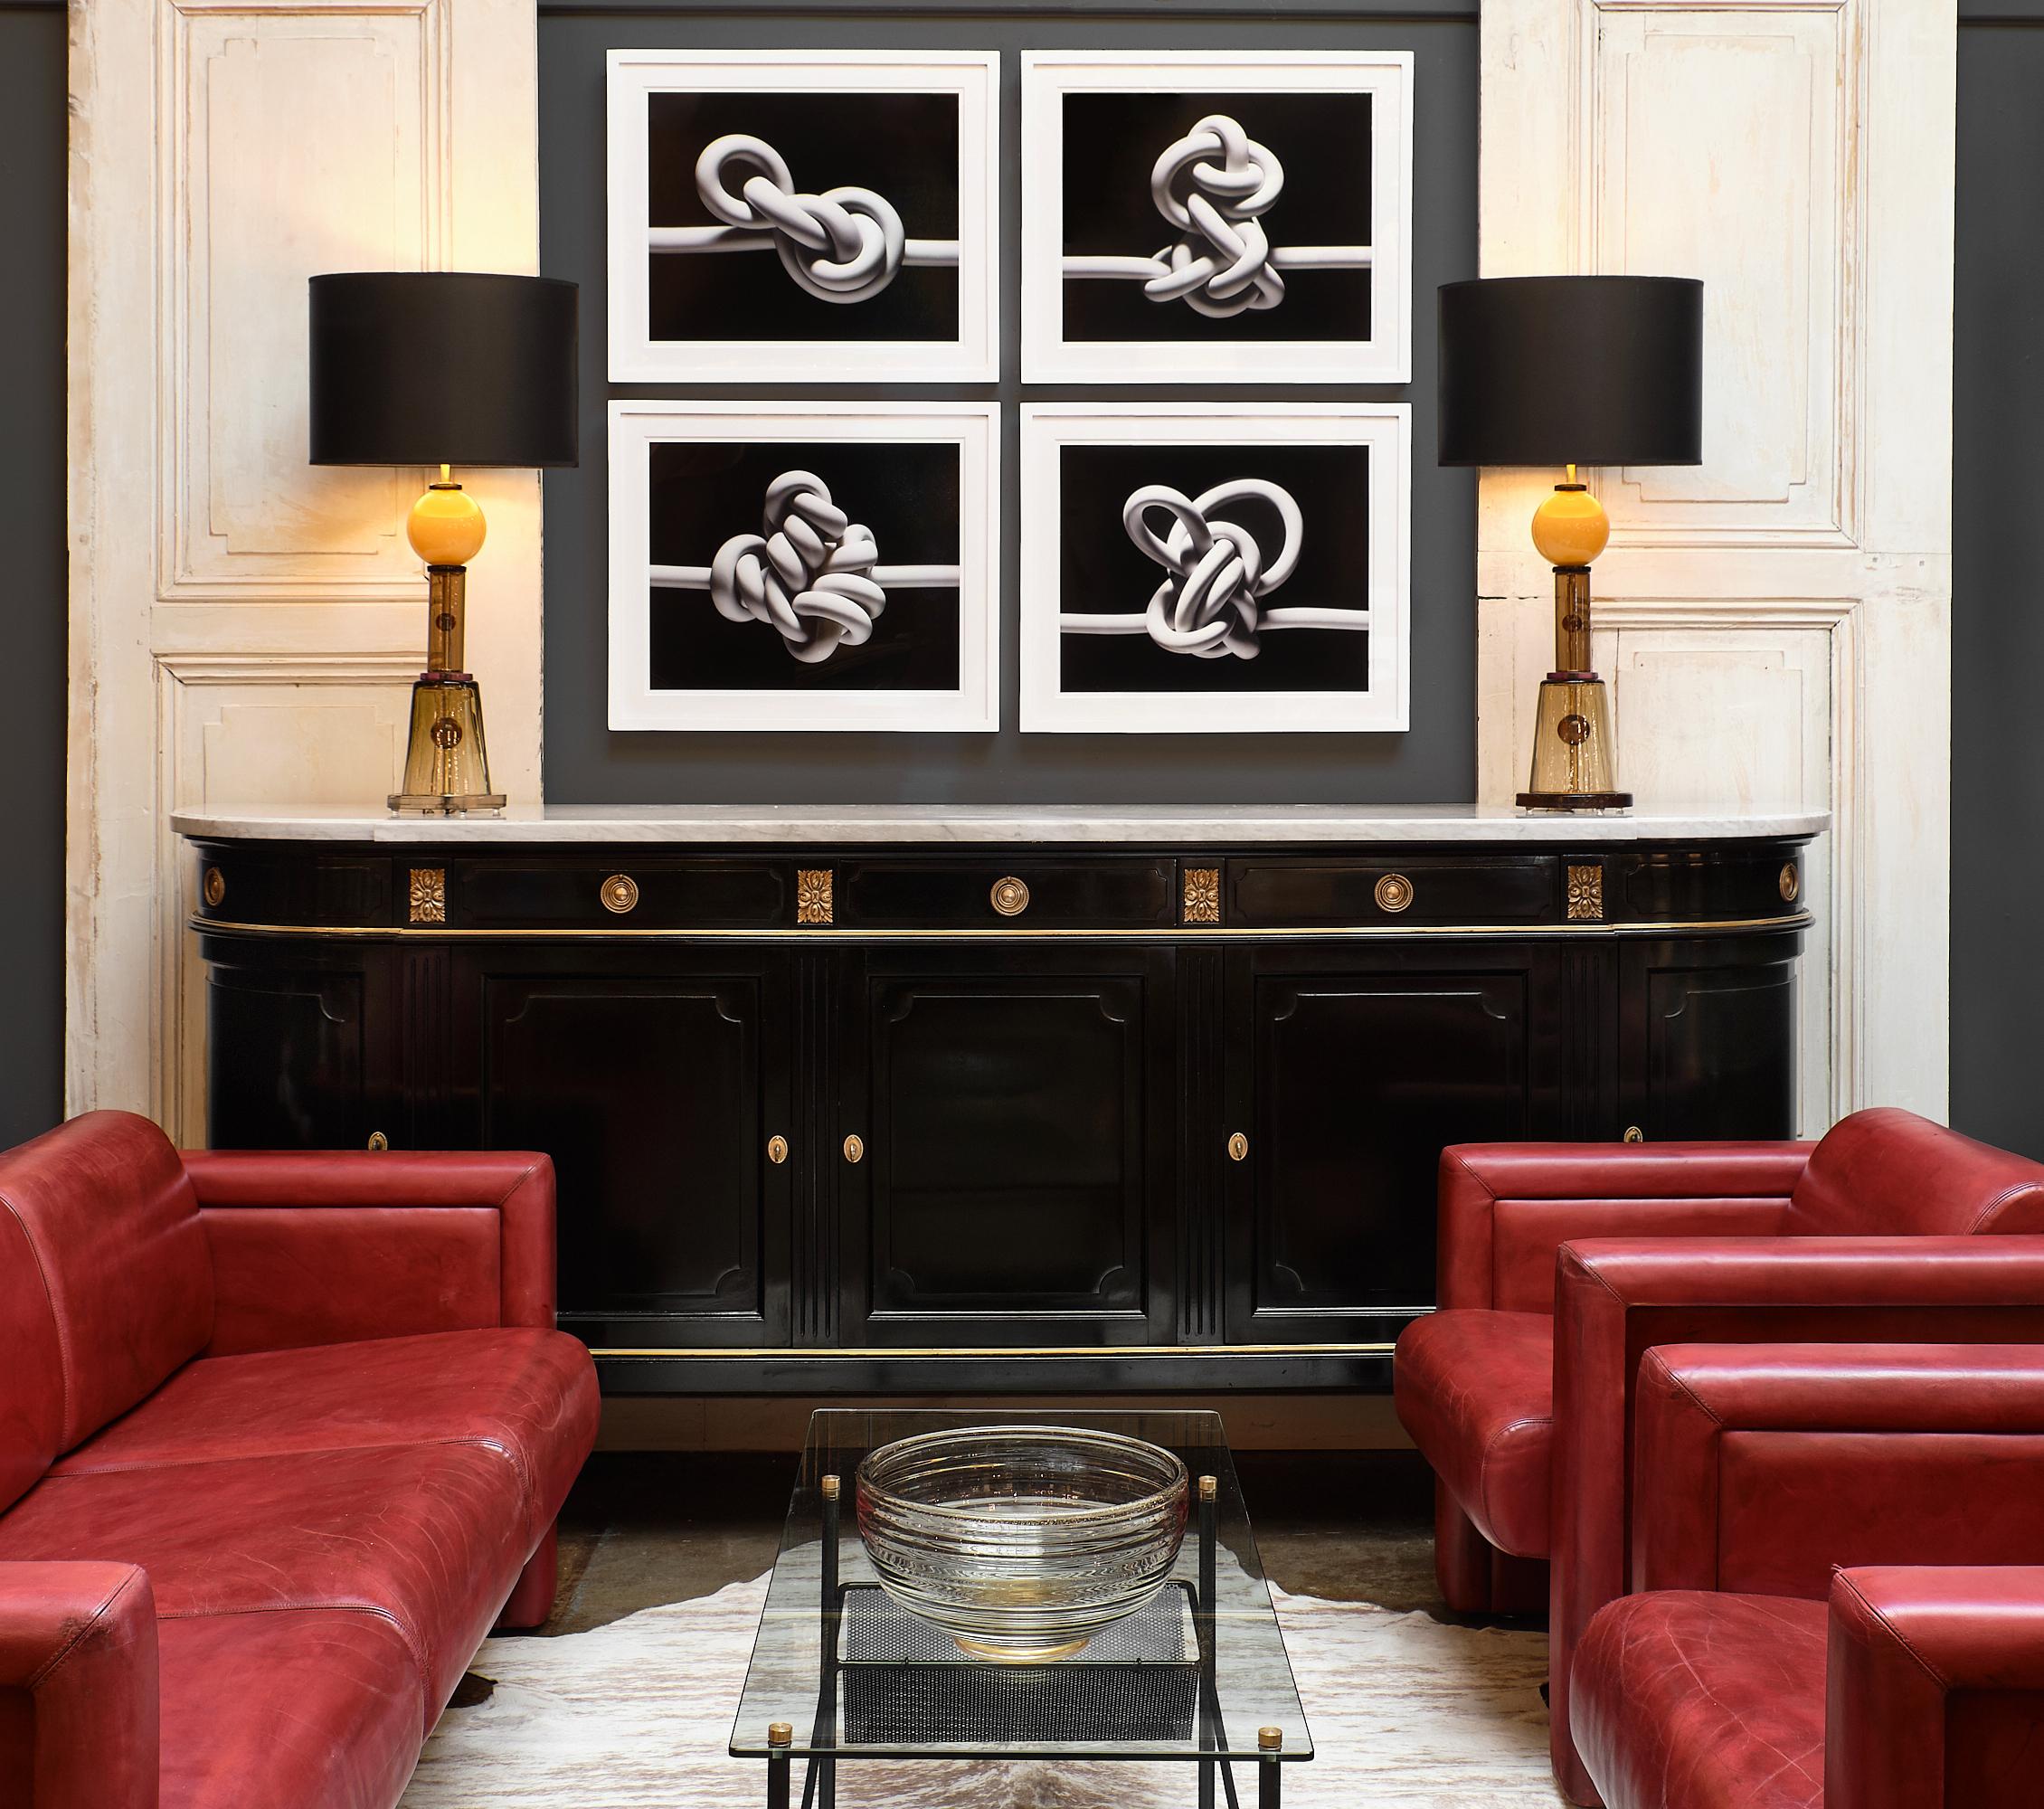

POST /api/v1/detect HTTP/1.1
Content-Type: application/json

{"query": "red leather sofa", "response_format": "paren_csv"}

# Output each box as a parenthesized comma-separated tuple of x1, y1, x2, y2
(1572, 1342, 2044, 1808)
(1392, 1106, 2044, 1803)
(0, 1111, 601, 1809)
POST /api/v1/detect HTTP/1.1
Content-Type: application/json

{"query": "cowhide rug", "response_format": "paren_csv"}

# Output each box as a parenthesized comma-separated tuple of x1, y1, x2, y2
(402, 1576, 1563, 1807)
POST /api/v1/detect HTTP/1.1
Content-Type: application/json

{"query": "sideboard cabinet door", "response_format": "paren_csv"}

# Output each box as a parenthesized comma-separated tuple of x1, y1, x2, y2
(1618, 932, 1801, 1141)
(838, 947, 1175, 1348)
(1224, 946, 1559, 1345)
(458, 951, 793, 1350)
(205, 953, 376, 1151)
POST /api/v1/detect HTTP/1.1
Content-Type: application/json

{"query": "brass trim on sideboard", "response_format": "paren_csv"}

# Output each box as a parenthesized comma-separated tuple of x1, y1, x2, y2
(192, 911, 1813, 942)
(585, 1340, 1403, 1359)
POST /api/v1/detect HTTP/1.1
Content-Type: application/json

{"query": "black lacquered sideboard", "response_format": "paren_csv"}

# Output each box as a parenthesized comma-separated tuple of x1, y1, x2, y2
(175, 805, 1822, 1397)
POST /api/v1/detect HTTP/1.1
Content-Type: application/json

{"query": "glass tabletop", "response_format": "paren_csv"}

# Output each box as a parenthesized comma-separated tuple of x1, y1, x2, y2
(730, 1408, 1312, 1764)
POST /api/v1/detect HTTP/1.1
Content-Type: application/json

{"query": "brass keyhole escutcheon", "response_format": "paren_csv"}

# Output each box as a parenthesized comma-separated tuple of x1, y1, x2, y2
(767, 1135, 789, 1166)
(843, 1133, 866, 1164)
(367, 1132, 389, 1151)
(601, 874, 639, 915)
(1374, 872, 1415, 914)
(203, 867, 226, 907)
(1623, 1125, 1645, 1144)
(990, 876, 1030, 917)
(1227, 1132, 1249, 1162)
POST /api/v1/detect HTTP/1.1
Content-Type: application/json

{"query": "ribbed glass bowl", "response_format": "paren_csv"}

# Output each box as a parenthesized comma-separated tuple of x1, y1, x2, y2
(854, 1425, 1189, 1662)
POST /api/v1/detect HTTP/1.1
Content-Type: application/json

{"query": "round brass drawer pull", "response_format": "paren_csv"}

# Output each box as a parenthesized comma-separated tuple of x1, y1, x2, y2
(843, 1133, 866, 1164)
(203, 866, 226, 908)
(600, 874, 639, 914)
(1227, 1132, 1249, 1162)
(767, 1134, 789, 1166)
(367, 1131, 389, 1151)
(1374, 872, 1415, 914)
(1623, 1125, 1645, 1144)
(990, 876, 1030, 916)
(1779, 861, 1800, 904)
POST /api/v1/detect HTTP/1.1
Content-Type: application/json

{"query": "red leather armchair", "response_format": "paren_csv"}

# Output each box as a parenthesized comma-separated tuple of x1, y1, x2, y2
(0, 1111, 601, 1809)
(1391, 1107, 2044, 1803)
(1572, 1343, 2044, 1809)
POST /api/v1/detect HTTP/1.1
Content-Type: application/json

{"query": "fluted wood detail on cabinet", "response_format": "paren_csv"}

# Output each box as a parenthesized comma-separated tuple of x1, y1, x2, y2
(794, 951, 839, 1346)
(1177, 946, 1226, 1344)
(401, 947, 453, 1149)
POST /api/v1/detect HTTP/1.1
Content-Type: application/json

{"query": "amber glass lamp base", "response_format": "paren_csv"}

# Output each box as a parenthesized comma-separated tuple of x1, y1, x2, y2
(389, 472, 506, 817)
(1518, 481, 1632, 813)
(1516, 671, 1632, 811)
(389, 669, 505, 815)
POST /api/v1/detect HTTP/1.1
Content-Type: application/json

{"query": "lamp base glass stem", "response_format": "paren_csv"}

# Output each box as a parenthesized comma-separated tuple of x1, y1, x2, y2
(1518, 564, 1632, 813)
(388, 565, 504, 815)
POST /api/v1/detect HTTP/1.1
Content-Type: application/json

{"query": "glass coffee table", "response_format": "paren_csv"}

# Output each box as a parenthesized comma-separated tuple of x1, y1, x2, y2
(733, 1409, 1311, 1808)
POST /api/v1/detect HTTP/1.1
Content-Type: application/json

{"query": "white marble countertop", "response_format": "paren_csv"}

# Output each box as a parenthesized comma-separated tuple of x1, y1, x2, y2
(171, 803, 1830, 845)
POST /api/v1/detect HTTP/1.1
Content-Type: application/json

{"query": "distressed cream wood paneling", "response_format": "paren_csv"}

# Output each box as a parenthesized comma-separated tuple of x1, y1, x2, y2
(1480, 0, 1951, 1129)
(1592, 8, 1857, 545)
(71, 0, 544, 1125)
(166, 11, 443, 594)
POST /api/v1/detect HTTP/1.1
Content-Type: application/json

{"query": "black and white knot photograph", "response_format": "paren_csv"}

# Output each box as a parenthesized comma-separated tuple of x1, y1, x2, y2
(1022, 52, 1413, 384)
(609, 403, 1000, 732)
(1021, 403, 1411, 733)
(607, 52, 1000, 382)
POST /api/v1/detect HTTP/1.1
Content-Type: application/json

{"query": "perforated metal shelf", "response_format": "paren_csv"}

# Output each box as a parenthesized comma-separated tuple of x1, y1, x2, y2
(837, 1584, 1201, 1745)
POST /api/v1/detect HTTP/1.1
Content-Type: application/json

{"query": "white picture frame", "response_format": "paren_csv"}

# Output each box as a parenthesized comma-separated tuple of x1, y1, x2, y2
(610, 401, 1001, 732)
(606, 50, 1000, 384)
(1019, 402, 1411, 734)
(1020, 51, 1414, 385)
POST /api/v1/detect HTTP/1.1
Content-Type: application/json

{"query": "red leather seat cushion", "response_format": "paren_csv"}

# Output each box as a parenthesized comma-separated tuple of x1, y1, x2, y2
(159, 1609, 421, 1809)
(1393, 1308, 1554, 1557)
(53, 1327, 599, 1537)
(1572, 1590, 1827, 1809)
(0, 1442, 529, 1718)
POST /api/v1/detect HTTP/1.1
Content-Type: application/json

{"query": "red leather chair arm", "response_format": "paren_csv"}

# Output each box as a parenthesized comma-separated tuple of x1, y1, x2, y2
(182, 1150, 557, 1354)
(1546, 1236, 2044, 1803)
(0, 1562, 157, 1809)
(1631, 1342, 2044, 1599)
(1436, 1141, 1808, 1311)
(1828, 1567, 2044, 1809)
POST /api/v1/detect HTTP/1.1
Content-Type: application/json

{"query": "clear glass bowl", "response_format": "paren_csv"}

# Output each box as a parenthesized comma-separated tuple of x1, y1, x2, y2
(854, 1425, 1189, 1662)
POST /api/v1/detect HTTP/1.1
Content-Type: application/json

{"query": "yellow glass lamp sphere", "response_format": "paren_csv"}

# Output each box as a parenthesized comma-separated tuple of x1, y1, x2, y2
(407, 470, 487, 568)
(1530, 479, 1610, 569)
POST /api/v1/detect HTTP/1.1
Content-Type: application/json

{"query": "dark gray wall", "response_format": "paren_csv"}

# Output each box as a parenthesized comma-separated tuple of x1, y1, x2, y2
(538, 1, 1479, 803)
(1953, 3, 2044, 1155)
(0, 0, 67, 1147)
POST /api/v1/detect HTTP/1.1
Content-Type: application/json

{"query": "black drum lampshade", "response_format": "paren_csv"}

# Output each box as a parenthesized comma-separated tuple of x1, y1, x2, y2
(1437, 276, 1703, 469)
(308, 272, 578, 469)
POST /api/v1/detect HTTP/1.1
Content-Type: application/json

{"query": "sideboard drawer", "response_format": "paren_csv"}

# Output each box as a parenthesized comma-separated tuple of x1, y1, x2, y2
(1225, 857, 1557, 927)
(444, 859, 788, 929)
(837, 859, 1177, 929)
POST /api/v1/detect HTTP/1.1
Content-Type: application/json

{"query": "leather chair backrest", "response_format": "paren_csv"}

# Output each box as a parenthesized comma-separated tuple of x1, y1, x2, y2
(0, 1113, 213, 1504)
(1785, 1106, 2044, 1236)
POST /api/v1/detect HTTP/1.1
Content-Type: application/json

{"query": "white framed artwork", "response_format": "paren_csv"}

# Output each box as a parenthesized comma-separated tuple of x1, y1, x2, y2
(1019, 403, 1411, 734)
(606, 50, 1000, 384)
(610, 401, 1001, 732)
(1020, 51, 1414, 384)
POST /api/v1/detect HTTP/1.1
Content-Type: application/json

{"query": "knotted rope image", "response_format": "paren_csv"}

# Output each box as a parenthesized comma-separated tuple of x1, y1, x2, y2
(1058, 478, 1370, 659)
(650, 471, 961, 665)
(1062, 114, 1371, 317)
(648, 135, 960, 305)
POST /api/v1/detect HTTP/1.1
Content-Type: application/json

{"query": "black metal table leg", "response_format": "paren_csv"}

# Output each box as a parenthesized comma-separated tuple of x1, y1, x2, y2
(811, 1475, 841, 1809)
(767, 1724, 792, 1809)
(1257, 1727, 1282, 1809)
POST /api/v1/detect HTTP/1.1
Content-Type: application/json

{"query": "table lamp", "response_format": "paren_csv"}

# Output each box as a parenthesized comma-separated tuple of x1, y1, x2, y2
(309, 272, 577, 814)
(1437, 276, 1703, 811)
